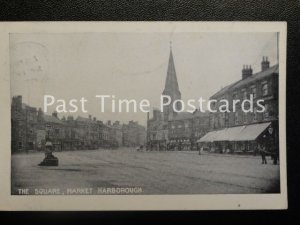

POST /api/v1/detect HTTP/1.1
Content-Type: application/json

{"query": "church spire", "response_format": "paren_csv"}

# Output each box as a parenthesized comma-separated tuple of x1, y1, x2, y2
(163, 43, 180, 96)
(162, 43, 182, 120)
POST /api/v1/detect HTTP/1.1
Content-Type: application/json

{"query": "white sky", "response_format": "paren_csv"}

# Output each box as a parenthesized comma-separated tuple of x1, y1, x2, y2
(10, 32, 278, 126)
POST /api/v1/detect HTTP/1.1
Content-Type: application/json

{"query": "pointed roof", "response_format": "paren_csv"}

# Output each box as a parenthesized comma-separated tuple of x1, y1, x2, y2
(163, 48, 180, 95)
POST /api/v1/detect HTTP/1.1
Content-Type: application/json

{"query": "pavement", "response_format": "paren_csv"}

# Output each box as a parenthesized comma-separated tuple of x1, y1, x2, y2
(11, 148, 280, 195)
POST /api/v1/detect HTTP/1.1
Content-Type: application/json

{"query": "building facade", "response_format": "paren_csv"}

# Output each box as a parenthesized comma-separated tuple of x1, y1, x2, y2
(199, 57, 279, 154)
(11, 96, 38, 152)
(11, 96, 146, 152)
(123, 120, 146, 147)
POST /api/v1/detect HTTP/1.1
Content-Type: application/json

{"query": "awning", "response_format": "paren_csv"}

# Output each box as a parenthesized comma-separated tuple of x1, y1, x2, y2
(214, 126, 246, 141)
(236, 122, 271, 141)
(197, 122, 271, 142)
(197, 131, 217, 142)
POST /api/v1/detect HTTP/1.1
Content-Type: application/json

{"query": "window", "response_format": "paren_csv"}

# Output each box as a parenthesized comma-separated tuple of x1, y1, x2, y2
(242, 89, 247, 100)
(171, 125, 175, 129)
(250, 86, 257, 99)
(234, 112, 239, 125)
(263, 104, 269, 119)
(253, 108, 258, 122)
(18, 142, 22, 150)
(262, 83, 268, 96)
(210, 101, 216, 110)
(232, 92, 238, 100)
(185, 122, 189, 128)
(243, 113, 247, 124)
(178, 124, 182, 128)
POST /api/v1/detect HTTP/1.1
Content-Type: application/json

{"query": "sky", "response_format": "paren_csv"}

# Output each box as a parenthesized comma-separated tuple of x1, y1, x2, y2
(10, 32, 278, 126)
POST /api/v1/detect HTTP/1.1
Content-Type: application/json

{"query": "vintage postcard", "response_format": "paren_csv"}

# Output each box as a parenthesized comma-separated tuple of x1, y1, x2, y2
(0, 22, 287, 210)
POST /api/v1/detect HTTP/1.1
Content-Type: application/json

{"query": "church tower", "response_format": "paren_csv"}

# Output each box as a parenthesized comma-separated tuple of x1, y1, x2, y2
(162, 43, 182, 121)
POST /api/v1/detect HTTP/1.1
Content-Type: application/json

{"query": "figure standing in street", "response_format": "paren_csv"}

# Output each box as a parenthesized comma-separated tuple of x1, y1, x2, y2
(258, 144, 267, 164)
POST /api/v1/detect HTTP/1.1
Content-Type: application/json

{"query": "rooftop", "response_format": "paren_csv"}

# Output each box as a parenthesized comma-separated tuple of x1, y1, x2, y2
(210, 64, 279, 99)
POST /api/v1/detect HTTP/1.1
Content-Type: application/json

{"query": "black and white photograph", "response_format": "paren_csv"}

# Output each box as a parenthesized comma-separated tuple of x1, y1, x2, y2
(0, 22, 287, 210)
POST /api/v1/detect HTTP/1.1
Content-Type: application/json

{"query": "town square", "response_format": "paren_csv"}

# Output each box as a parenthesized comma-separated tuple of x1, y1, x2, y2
(12, 148, 279, 195)
(10, 31, 281, 194)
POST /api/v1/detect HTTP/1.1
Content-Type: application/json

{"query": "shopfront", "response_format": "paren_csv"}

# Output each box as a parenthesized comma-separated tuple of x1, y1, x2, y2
(197, 122, 276, 154)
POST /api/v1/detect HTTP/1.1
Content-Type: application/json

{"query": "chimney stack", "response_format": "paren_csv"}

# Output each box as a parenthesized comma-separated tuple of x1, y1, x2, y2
(89, 115, 92, 120)
(242, 64, 253, 79)
(261, 56, 270, 71)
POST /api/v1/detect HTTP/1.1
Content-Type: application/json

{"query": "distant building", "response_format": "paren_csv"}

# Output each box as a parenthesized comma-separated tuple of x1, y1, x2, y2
(11, 96, 146, 152)
(199, 57, 279, 154)
(11, 96, 38, 152)
(147, 46, 210, 151)
(112, 121, 123, 147)
(40, 110, 65, 151)
(168, 110, 210, 150)
(75, 115, 99, 149)
(123, 121, 146, 147)
(62, 115, 81, 150)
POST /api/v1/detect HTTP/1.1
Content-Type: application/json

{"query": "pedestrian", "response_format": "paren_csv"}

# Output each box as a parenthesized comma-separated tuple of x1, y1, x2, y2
(258, 144, 267, 164)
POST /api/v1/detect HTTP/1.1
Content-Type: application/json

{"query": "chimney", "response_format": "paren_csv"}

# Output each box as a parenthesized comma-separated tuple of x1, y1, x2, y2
(242, 65, 253, 80)
(37, 108, 44, 121)
(107, 120, 111, 126)
(89, 115, 92, 120)
(261, 56, 270, 71)
(93, 117, 96, 121)
(52, 111, 58, 118)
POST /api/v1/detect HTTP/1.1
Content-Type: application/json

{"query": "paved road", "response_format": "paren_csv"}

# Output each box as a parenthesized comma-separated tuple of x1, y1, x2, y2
(11, 148, 280, 194)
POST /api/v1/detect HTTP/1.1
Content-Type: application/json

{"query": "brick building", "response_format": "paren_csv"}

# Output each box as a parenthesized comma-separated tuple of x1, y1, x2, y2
(199, 57, 279, 154)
